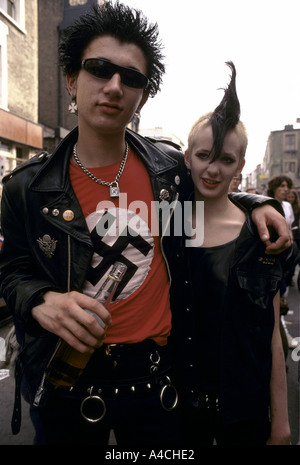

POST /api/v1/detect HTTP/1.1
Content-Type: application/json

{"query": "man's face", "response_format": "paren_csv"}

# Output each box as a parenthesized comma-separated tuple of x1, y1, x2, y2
(229, 175, 242, 192)
(67, 35, 149, 137)
(274, 181, 290, 202)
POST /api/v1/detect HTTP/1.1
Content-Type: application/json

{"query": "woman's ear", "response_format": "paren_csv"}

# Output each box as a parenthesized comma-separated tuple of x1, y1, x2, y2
(184, 150, 191, 170)
(236, 158, 245, 176)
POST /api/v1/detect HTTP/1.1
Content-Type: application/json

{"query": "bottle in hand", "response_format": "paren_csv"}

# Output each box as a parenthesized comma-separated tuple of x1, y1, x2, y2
(45, 261, 127, 387)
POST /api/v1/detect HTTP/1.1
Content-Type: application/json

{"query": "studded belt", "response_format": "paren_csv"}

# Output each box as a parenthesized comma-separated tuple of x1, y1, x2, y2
(72, 341, 178, 423)
(78, 371, 178, 423)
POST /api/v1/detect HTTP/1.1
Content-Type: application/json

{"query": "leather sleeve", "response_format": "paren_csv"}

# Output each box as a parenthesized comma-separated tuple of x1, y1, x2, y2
(0, 184, 56, 338)
(229, 192, 284, 216)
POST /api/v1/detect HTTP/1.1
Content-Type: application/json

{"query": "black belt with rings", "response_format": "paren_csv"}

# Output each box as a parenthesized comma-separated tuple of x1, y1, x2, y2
(79, 343, 179, 423)
(80, 374, 178, 423)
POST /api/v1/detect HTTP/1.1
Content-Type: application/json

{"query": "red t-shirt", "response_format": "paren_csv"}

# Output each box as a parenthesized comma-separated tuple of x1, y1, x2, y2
(69, 146, 171, 345)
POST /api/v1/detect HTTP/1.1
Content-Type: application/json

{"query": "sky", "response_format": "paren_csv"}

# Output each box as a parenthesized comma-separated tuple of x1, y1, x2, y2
(121, 0, 300, 175)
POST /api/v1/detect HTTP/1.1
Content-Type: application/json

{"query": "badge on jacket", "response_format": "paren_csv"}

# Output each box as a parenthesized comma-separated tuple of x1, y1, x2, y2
(37, 234, 57, 258)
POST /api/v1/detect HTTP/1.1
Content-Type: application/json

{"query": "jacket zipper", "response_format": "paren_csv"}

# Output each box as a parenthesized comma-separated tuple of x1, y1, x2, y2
(33, 234, 71, 407)
(33, 373, 47, 407)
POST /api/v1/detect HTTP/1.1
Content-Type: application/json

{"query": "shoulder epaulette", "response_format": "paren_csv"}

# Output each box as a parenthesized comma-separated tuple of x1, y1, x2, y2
(144, 136, 183, 152)
(2, 151, 50, 184)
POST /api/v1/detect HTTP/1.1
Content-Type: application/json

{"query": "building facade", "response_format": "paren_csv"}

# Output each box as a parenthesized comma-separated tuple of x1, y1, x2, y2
(38, 0, 101, 153)
(263, 124, 300, 191)
(0, 0, 43, 178)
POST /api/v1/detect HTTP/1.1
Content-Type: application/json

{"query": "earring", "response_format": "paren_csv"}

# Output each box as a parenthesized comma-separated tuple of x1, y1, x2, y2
(68, 96, 78, 114)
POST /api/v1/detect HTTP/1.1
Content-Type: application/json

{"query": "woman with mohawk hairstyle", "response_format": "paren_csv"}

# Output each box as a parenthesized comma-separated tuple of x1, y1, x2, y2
(164, 62, 298, 445)
(209, 61, 241, 162)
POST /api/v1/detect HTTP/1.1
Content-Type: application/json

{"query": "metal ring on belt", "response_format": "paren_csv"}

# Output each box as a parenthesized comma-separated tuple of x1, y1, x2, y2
(80, 386, 106, 423)
(79, 373, 179, 423)
(159, 376, 179, 411)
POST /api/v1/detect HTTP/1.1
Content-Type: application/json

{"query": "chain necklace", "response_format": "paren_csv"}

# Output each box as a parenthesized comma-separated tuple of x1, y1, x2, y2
(73, 142, 128, 198)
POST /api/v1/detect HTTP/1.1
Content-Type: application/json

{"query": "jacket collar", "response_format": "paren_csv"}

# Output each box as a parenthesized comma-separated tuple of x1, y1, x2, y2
(29, 128, 77, 192)
(125, 128, 178, 175)
(29, 127, 178, 192)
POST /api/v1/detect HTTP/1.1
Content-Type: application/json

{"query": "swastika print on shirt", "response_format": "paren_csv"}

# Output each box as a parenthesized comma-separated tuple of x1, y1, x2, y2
(83, 207, 154, 303)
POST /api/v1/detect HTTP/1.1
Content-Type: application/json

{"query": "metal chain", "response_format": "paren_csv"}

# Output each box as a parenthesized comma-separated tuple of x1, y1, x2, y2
(73, 142, 128, 187)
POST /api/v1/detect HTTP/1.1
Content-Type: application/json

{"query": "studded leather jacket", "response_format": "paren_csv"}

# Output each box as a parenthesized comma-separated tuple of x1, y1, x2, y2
(0, 126, 282, 431)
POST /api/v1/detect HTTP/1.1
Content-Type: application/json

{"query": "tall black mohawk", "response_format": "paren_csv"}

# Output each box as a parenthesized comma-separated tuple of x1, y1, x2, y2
(210, 61, 240, 162)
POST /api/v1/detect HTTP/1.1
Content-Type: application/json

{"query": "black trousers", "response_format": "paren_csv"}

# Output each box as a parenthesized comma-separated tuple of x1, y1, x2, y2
(181, 395, 270, 446)
(30, 341, 182, 445)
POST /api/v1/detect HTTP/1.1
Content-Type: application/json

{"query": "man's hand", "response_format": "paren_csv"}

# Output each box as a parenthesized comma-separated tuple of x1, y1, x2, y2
(32, 291, 112, 353)
(251, 204, 292, 254)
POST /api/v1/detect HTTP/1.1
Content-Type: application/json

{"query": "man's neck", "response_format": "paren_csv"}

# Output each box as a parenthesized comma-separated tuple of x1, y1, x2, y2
(75, 130, 127, 168)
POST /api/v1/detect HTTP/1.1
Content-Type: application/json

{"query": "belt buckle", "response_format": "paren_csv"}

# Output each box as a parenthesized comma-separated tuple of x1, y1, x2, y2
(105, 343, 118, 356)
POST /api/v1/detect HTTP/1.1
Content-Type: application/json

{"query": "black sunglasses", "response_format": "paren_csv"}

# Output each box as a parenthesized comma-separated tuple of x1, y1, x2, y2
(81, 58, 149, 90)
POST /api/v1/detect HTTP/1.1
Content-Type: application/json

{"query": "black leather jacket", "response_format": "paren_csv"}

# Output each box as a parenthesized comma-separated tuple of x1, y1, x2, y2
(0, 128, 189, 334)
(0, 126, 283, 429)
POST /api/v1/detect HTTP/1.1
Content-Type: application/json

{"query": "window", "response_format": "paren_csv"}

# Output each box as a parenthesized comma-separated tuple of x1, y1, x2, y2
(284, 161, 296, 173)
(284, 134, 296, 151)
(69, 0, 88, 5)
(0, 141, 10, 178)
(7, 0, 15, 18)
(0, 0, 25, 29)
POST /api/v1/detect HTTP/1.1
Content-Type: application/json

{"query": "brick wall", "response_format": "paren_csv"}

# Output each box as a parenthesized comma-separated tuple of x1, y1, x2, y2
(5, 0, 38, 122)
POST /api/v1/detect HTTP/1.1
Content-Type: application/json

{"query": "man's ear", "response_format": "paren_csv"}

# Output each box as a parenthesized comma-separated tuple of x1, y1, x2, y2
(66, 74, 77, 97)
(184, 150, 191, 170)
(136, 91, 149, 113)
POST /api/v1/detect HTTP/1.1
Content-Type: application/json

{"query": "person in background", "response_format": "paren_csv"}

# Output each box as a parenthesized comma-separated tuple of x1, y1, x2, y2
(229, 172, 242, 192)
(286, 189, 300, 293)
(164, 62, 298, 445)
(0, 2, 292, 446)
(287, 189, 300, 249)
(267, 176, 294, 227)
(246, 186, 258, 194)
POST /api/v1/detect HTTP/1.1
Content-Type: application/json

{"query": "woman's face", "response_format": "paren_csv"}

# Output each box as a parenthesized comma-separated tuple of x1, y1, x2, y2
(185, 124, 245, 200)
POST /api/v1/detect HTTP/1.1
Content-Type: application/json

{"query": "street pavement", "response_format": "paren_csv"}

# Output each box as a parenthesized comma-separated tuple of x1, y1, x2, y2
(0, 277, 299, 446)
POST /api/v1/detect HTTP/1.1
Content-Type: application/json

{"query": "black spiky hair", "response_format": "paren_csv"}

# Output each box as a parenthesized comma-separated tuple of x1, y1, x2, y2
(59, 1, 165, 98)
(209, 61, 240, 162)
